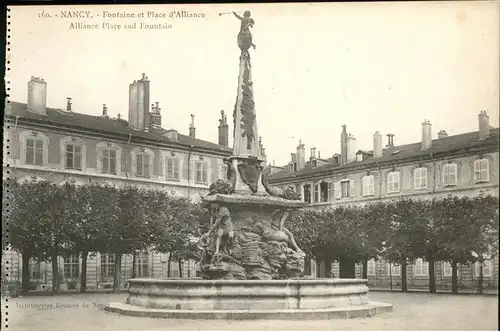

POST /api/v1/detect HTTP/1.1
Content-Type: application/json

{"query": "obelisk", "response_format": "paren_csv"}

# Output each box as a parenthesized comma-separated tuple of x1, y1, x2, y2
(228, 10, 266, 195)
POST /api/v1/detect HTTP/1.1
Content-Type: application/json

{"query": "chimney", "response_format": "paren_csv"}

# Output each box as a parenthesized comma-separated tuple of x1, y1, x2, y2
(421, 120, 432, 150)
(27, 76, 47, 115)
(296, 140, 306, 170)
(437, 130, 448, 139)
(310, 147, 316, 159)
(128, 73, 150, 131)
(189, 114, 196, 138)
(66, 97, 72, 112)
(340, 125, 348, 165)
(291, 153, 297, 163)
(386, 134, 395, 148)
(218, 110, 229, 147)
(478, 111, 490, 139)
(346, 134, 357, 163)
(318, 151, 321, 159)
(102, 104, 108, 117)
(373, 131, 383, 158)
(149, 102, 162, 129)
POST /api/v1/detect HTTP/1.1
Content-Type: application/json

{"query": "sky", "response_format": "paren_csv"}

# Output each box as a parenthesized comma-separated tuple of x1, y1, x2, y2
(7, 2, 500, 166)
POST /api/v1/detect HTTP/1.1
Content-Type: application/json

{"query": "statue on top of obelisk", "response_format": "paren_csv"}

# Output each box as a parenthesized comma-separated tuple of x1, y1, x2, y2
(233, 11, 256, 53)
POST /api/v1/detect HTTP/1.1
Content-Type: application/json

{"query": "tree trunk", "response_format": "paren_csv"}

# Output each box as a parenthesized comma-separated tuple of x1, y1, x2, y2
(451, 260, 458, 294)
(132, 251, 137, 278)
(112, 253, 122, 293)
(51, 248, 60, 293)
(80, 252, 88, 293)
(478, 261, 484, 294)
(324, 259, 332, 278)
(362, 259, 368, 279)
(167, 253, 171, 278)
(428, 257, 436, 293)
(21, 252, 31, 294)
(339, 258, 356, 278)
(400, 258, 407, 292)
(178, 259, 183, 278)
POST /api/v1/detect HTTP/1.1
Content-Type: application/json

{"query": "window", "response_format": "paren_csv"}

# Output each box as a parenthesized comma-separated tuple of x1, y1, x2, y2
(474, 159, 489, 183)
(165, 157, 180, 180)
(64, 255, 80, 279)
(443, 163, 458, 187)
(101, 148, 117, 174)
(195, 160, 208, 184)
(335, 180, 356, 198)
(320, 182, 329, 202)
(442, 262, 461, 277)
(25, 137, 44, 165)
(65, 144, 82, 170)
(367, 259, 376, 276)
(362, 175, 375, 196)
(303, 184, 311, 203)
(135, 152, 150, 177)
(387, 171, 400, 193)
(136, 251, 149, 277)
(387, 263, 401, 277)
(29, 260, 42, 280)
(314, 183, 320, 203)
(414, 167, 428, 190)
(414, 258, 428, 277)
(100, 253, 115, 279)
(475, 260, 493, 277)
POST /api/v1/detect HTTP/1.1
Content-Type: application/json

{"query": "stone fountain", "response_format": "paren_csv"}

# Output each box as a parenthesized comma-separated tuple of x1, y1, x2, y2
(105, 10, 393, 319)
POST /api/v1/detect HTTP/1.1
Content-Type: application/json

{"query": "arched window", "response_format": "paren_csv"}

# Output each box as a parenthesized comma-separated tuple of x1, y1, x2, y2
(387, 171, 400, 193)
(60, 136, 86, 171)
(414, 167, 428, 190)
(19, 130, 49, 166)
(442, 163, 458, 187)
(474, 159, 489, 183)
(96, 142, 121, 175)
(131, 147, 155, 178)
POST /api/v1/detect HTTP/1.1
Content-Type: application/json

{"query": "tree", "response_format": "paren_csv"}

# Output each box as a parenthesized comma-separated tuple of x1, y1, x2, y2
(9, 177, 61, 293)
(288, 209, 325, 276)
(381, 198, 428, 292)
(102, 185, 155, 292)
(152, 194, 205, 277)
(63, 182, 112, 293)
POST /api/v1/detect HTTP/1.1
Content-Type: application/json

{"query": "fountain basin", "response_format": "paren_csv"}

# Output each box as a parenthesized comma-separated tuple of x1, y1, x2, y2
(105, 278, 393, 319)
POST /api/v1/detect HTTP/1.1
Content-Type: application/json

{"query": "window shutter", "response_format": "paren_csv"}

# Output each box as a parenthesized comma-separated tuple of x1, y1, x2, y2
(328, 182, 334, 201)
(74, 145, 82, 170)
(26, 138, 34, 164)
(334, 181, 341, 199)
(110, 150, 117, 174)
(100, 150, 106, 173)
(35, 139, 44, 165)
(144, 155, 150, 177)
(414, 169, 419, 188)
(350, 179, 356, 196)
(174, 159, 180, 179)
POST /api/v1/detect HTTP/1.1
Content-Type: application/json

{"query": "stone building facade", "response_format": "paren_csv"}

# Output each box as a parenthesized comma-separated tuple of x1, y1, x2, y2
(2, 75, 233, 291)
(269, 112, 499, 290)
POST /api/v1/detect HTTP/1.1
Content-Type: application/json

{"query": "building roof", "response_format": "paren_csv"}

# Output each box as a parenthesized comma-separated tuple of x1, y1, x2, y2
(6, 101, 233, 154)
(269, 128, 500, 182)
